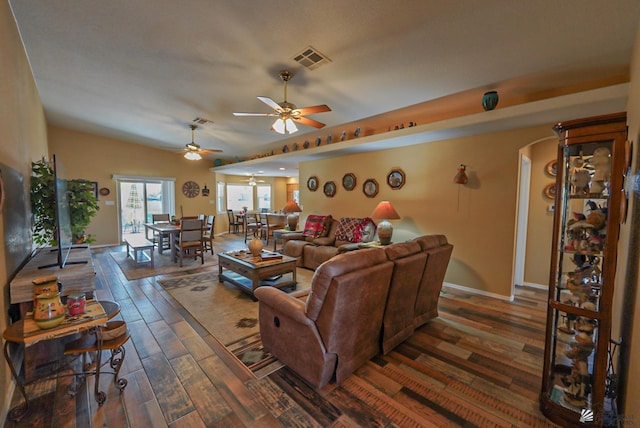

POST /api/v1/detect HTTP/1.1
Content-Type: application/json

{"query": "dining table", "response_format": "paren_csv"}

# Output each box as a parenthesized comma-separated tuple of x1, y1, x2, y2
(144, 222, 181, 261)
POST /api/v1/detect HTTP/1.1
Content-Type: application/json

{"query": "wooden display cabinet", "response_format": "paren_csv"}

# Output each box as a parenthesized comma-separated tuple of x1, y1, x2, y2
(540, 112, 627, 426)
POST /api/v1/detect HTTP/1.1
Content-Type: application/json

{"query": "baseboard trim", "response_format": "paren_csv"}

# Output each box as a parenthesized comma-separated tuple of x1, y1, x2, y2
(443, 282, 514, 302)
(520, 281, 548, 290)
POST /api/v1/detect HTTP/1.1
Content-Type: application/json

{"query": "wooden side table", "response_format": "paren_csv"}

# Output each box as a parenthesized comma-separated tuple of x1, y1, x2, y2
(273, 228, 301, 251)
(2, 300, 124, 421)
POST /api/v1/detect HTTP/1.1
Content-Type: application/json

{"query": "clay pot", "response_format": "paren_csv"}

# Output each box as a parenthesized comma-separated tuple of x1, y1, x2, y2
(248, 236, 264, 257)
(32, 276, 59, 307)
(34, 292, 66, 329)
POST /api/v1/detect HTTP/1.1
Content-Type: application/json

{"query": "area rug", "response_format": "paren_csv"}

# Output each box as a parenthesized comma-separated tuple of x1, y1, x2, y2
(110, 250, 217, 280)
(157, 269, 313, 377)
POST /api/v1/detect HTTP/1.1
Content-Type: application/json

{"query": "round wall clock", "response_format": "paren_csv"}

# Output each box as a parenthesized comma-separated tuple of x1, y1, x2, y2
(182, 181, 200, 198)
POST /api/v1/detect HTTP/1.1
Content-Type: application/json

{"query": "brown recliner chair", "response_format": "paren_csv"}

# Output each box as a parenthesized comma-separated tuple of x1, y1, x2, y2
(412, 235, 454, 326)
(254, 247, 394, 389)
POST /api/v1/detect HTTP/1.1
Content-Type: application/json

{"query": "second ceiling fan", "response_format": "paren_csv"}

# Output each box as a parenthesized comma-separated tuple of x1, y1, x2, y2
(233, 70, 331, 135)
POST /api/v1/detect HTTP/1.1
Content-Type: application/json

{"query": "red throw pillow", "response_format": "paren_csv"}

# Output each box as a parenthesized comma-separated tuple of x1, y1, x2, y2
(303, 215, 329, 238)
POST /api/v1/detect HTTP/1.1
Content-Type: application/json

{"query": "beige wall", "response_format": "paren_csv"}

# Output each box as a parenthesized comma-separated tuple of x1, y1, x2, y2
(0, 1, 49, 420)
(620, 17, 640, 418)
(299, 124, 552, 298)
(49, 125, 224, 244)
(524, 137, 558, 286)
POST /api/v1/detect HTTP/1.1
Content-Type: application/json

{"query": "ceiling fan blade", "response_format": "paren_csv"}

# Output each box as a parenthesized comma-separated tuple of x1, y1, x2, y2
(295, 104, 331, 115)
(295, 116, 326, 129)
(233, 112, 273, 117)
(200, 148, 223, 153)
(257, 96, 282, 112)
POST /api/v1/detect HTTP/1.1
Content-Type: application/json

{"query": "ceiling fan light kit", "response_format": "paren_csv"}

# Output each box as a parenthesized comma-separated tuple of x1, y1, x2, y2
(182, 124, 222, 160)
(234, 70, 331, 134)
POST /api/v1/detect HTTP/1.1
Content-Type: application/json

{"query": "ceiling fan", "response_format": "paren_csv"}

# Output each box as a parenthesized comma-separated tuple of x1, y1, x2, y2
(233, 70, 331, 134)
(181, 124, 222, 160)
(243, 174, 265, 186)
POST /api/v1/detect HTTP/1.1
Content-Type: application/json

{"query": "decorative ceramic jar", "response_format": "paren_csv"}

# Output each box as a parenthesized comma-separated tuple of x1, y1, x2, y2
(67, 293, 86, 316)
(33, 275, 59, 296)
(34, 292, 66, 329)
(248, 236, 264, 257)
(32, 275, 59, 307)
(482, 90, 499, 111)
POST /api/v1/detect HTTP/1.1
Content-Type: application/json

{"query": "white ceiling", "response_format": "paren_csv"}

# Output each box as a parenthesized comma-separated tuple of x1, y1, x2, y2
(9, 1, 640, 177)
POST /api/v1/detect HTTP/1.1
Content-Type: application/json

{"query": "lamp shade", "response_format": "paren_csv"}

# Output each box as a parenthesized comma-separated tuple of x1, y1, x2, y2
(371, 201, 400, 220)
(282, 200, 302, 230)
(282, 200, 302, 213)
(371, 201, 400, 245)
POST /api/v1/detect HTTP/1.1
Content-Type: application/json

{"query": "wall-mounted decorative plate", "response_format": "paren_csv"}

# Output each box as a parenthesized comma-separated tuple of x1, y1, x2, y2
(99, 187, 110, 196)
(545, 160, 557, 177)
(342, 173, 356, 191)
(543, 183, 556, 199)
(307, 176, 319, 191)
(387, 168, 405, 189)
(323, 181, 336, 197)
(363, 178, 378, 198)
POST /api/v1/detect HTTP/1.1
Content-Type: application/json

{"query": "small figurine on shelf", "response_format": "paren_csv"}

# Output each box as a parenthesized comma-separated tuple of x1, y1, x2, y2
(587, 147, 612, 195)
(570, 169, 591, 195)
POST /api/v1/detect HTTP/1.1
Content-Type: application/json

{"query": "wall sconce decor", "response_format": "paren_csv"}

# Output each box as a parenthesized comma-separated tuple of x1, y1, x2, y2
(454, 164, 469, 184)
(482, 91, 499, 111)
(202, 185, 210, 197)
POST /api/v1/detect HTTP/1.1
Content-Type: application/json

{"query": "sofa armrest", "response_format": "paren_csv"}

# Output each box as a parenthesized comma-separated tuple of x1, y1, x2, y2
(312, 236, 335, 246)
(254, 287, 312, 326)
(337, 243, 361, 253)
(282, 232, 306, 243)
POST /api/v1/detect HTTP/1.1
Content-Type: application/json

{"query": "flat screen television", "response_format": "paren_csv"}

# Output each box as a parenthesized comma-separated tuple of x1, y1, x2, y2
(38, 155, 87, 269)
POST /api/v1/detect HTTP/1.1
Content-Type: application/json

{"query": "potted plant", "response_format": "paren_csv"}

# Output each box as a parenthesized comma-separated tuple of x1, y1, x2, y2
(30, 158, 99, 245)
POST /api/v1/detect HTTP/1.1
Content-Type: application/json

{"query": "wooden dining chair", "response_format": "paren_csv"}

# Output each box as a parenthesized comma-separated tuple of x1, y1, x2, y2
(260, 213, 285, 245)
(202, 215, 215, 255)
(174, 219, 205, 267)
(227, 209, 243, 234)
(151, 213, 170, 250)
(244, 212, 262, 243)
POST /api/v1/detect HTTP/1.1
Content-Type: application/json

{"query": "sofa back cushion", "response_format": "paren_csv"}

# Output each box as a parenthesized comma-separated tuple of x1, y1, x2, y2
(302, 214, 333, 238)
(334, 217, 377, 243)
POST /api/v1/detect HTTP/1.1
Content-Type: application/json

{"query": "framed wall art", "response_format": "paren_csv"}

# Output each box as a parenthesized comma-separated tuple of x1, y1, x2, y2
(307, 176, 319, 191)
(323, 181, 336, 198)
(342, 173, 356, 191)
(387, 168, 405, 189)
(363, 178, 379, 198)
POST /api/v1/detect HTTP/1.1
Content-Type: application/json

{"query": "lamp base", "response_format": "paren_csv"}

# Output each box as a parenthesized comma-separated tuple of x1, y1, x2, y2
(377, 220, 393, 246)
(287, 214, 298, 231)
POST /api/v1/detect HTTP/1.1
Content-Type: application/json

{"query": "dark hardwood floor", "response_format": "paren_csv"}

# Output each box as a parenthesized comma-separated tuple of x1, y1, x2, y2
(5, 234, 558, 427)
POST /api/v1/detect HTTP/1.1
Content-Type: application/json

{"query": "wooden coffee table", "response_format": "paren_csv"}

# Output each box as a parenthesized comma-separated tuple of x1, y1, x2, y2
(218, 250, 297, 297)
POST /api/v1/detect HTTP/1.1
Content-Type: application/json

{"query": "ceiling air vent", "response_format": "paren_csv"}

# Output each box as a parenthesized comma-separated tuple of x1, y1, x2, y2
(293, 46, 331, 70)
(192, 117, 213, 125)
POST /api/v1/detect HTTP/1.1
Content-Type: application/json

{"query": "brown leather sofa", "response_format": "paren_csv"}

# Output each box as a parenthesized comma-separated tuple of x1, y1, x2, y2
(255, 234, 453, 388)
(282, 217, 377, 270)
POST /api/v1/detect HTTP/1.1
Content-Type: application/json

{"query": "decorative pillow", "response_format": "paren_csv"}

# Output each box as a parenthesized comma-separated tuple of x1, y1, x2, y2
(358, 218, 377, 243)
(303, 215, 330, 238)
(335, 217, 377, 243)
(319, 214, 333, 237)
(334, 217, 367, 243)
